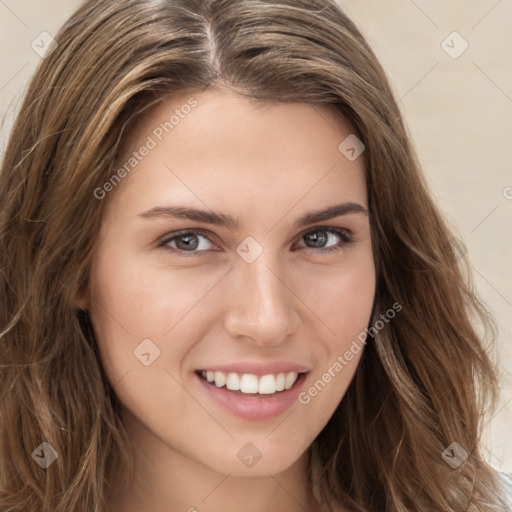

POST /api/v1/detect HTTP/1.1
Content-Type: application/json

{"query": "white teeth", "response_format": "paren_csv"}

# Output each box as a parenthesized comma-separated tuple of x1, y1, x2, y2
(214, 371, 226, 387)
(284, 372, 297, 390)
(240, 374, 259, 393)
(200, 370, 300, 395)
(275, 373, 285, 391)
(258, 374, 277, 394)
(225, 373, 240, 391)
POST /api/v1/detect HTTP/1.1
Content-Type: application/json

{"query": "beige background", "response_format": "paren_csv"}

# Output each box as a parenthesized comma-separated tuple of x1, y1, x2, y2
(1, 0, 511, 471)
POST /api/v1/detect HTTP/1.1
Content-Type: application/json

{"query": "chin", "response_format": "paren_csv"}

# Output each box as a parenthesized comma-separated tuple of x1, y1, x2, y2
(202, 439, 309, 477)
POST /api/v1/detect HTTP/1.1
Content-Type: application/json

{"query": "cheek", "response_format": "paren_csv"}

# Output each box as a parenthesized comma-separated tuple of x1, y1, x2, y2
(292, 254, 375, 421)
(296, 253, 376, 346)
(89, 247, 215, 340)
(87, 245, 232, 397)
(87, 249, 213, 436)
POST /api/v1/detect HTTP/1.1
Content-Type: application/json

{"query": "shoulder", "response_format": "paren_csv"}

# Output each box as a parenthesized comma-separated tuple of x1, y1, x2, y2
(498, 471, 512, 510)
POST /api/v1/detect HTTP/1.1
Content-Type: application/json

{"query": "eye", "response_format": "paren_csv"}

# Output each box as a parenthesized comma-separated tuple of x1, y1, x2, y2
(157, 226, 353, 256)
(157, 229, 217, 256)
(294, 227, 353, 253)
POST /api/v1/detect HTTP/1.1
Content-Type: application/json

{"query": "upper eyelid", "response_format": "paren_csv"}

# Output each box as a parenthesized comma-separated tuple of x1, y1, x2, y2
(157, 227, 214, 246)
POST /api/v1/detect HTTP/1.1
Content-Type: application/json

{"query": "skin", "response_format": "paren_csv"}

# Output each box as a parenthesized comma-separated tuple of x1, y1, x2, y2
(78, 88, 376, 512)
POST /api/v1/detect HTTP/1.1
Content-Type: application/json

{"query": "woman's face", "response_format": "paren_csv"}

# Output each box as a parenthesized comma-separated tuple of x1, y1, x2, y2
(82, 88, 375, 477)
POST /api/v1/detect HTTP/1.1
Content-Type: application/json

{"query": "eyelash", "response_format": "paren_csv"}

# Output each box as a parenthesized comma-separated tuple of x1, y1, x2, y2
(157, 227, 354, 257)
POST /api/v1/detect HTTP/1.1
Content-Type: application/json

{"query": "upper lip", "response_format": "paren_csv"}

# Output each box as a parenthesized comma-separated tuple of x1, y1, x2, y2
(196, 361, 310, 376)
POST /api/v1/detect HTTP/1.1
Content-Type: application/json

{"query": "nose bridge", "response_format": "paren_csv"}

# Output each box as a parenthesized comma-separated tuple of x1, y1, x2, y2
(223, 249, 297, 344)
(242, 255, 285, 312)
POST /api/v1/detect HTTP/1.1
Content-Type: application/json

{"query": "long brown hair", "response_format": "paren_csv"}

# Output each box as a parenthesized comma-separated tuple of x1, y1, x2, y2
(0, 0, 506, 510)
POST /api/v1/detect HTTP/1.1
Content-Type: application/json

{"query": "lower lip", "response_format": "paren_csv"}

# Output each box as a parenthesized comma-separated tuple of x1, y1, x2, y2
(195, 372, 308, 420)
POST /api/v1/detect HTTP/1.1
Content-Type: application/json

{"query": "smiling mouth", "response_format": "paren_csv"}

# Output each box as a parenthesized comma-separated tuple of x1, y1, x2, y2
(196, 370, 306, 396)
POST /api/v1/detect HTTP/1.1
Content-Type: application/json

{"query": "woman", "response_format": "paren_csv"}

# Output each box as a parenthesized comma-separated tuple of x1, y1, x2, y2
(0, 0, 510, 510)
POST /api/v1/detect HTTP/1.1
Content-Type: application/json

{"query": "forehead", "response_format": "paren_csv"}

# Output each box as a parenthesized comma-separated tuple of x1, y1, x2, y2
(106, 88, 367, 218)
(121, 88, 359, 152)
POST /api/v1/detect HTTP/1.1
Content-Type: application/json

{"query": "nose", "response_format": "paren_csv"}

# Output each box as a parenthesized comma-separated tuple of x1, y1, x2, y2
(223, 254, 300, 347)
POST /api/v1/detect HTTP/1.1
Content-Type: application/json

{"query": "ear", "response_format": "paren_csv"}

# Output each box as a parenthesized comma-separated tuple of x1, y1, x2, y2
(75, 296, 89, 311)
(74, 286, 90, 311)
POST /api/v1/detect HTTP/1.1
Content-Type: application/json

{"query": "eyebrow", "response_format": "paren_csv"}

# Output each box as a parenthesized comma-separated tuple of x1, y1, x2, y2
(138, 202, 368, 230)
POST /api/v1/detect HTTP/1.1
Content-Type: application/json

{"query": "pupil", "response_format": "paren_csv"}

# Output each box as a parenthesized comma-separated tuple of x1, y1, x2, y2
(306, 231, 327, 248)
(177, 234, 198, 250)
